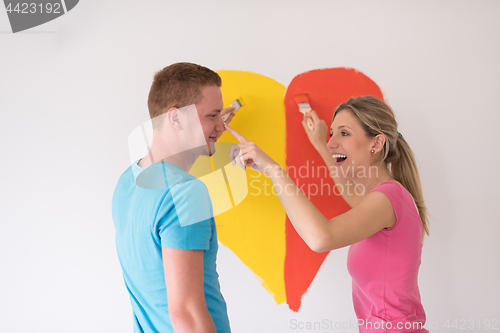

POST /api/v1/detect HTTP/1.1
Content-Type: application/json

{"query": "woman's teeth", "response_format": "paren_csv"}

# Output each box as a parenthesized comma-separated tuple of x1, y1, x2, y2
(332, 154, 347, 162)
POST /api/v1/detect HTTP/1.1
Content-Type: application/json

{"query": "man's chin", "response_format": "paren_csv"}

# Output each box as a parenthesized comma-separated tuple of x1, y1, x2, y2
(207, 142, 216, 156)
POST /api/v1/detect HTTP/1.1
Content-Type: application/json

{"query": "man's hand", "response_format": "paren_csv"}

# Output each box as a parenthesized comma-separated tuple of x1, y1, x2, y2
(221, 106, 236, 124)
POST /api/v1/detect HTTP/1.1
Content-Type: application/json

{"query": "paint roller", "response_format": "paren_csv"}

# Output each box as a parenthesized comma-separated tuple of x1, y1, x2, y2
(222, 97, 245, 122)
(294, 94, 314, 131)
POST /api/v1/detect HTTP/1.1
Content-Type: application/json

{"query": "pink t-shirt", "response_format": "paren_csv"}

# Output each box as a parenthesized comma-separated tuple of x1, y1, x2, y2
(347, 181, 428, 333)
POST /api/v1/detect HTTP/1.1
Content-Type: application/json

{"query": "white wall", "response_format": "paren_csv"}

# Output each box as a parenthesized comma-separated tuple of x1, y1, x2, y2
(1, 0, 499, 332)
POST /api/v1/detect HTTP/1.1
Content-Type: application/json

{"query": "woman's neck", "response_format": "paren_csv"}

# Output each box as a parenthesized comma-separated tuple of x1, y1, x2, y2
(350, 162, 394, 196)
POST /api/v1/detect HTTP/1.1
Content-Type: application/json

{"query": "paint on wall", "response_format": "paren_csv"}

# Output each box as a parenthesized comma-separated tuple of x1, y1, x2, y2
(194, 70, 288, 305)
(190, 68, 384, 311)
(284, 67, 385, 311)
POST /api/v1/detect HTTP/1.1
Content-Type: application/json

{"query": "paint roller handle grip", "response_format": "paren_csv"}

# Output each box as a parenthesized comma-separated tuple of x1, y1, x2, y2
(302, 111, 328, 149)
(221, 106, 237, 123)
(306, 118, 314, 131)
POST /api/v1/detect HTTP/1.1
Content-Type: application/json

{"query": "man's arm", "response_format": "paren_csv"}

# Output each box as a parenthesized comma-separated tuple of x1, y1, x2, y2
(162, 248, 216, 333)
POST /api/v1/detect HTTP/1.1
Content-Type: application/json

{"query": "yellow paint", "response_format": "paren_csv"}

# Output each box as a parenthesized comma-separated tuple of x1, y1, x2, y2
(198, 70, 287, 304)
(197, 166, 233, 216)
(191, 144, 248, 215)
(223, 162, 246, 207)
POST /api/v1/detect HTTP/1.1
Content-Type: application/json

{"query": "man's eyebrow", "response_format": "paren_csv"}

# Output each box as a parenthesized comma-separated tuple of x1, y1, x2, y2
(211, 109, 222, 113)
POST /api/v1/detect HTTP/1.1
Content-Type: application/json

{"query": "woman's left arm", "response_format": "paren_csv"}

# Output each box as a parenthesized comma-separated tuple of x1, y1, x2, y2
(225, 124, 396, 252)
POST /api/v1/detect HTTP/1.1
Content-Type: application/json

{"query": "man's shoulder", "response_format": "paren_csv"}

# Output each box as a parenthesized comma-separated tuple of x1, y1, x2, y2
(112, 164, 135, 196)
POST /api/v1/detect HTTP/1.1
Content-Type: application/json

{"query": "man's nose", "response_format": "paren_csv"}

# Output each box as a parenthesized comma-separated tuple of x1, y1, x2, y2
(215, 118, 225, 132)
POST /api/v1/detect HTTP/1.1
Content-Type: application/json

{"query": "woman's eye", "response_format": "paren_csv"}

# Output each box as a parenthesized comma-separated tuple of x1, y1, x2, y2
(329, 133, 333, 137)
(341, 131, 348, 136)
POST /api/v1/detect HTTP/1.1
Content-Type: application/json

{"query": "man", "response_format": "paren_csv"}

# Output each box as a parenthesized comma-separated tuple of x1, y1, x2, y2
(112, 63, 234, 332)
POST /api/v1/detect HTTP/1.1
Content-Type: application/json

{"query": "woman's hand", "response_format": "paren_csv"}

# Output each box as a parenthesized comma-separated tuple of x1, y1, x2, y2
(224, 123, 281, 176)
(302, 111, 328, 149)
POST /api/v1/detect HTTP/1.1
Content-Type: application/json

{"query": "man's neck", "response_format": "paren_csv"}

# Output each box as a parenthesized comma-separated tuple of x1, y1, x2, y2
(138, 145, 199, 172)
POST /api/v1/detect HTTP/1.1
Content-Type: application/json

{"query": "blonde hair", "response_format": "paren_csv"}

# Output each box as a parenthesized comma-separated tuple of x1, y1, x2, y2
(334, 96, 430, 237)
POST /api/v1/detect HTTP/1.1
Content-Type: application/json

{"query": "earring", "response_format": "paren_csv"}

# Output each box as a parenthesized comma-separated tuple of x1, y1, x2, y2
(371, 150, 375, 154)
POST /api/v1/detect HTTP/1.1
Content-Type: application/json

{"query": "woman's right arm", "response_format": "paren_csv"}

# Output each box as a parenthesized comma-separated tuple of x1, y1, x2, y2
(302, 111, 363, 207)
(223, 124, 395, 252)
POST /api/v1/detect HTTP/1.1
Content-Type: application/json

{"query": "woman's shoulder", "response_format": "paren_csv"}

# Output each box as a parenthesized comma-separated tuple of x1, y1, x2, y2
(371, 180, 407, 196)
(370, 180, 416, 210)
(376, 179, 402, 187)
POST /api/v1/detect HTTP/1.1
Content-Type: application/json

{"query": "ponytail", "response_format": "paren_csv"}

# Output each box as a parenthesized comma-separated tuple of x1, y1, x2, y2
(335, 96, 430, 238)
(389, 134, 430, 237)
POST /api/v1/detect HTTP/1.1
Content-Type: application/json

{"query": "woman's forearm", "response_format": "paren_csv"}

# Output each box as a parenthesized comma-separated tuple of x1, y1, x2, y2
(268, 165, 333, 252)
(222, 122, 340, 251)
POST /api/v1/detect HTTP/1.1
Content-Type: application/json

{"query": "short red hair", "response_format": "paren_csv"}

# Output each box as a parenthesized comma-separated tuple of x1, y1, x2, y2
(147, 62, 222, 127)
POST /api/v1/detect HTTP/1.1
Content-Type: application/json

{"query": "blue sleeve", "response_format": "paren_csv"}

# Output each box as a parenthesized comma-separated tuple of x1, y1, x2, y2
(156, 178, 214, 250)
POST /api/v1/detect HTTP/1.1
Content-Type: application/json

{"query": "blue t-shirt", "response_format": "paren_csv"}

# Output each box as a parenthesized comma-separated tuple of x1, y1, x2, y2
(112, 160, 231, 333)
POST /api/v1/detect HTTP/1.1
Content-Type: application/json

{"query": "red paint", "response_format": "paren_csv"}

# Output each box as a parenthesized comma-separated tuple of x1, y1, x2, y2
(284, 68, 384, 311)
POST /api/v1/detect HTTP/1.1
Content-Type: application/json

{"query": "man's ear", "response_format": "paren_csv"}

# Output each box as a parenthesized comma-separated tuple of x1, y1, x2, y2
(166, 107, 182, 129)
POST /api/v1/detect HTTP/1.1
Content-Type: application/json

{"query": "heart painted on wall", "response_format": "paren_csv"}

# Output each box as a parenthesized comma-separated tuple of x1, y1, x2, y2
(192, 68, 385, 311)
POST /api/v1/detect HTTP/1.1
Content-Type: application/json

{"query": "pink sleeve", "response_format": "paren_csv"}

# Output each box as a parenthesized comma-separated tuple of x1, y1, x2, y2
(370, 181, 405, 230)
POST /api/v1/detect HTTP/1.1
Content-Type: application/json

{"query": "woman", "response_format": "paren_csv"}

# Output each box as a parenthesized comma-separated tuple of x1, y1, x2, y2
(225, 96, 429, 332)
